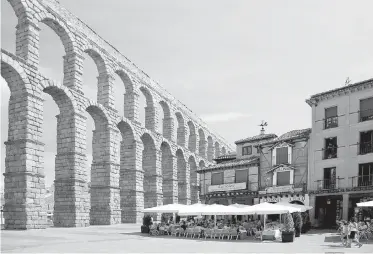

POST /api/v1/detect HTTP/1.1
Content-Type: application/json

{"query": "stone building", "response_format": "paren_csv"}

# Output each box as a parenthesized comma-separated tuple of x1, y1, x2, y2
(199, 132, 277, 206)
(256, 129, 311, 206)
(1, 0, 233, 229)
(306, 78, 373, 228)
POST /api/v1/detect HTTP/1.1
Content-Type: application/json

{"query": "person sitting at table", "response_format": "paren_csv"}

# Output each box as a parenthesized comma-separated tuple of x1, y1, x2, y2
(181, 221, 187, 231)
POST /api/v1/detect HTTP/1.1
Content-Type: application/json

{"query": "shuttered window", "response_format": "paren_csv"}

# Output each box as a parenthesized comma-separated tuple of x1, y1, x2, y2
(276, 147, 288, 164)
(277, 171, 291, 186)
(360, 97, 373, 121)
(325, 106, 337, 118)
(211, 172, 224, 185)
(235, 169, 248, 183)
(242, 146, 252, 156)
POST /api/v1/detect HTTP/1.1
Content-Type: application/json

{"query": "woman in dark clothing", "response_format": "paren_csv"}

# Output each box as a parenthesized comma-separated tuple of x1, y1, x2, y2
(181, 221, 187, 231)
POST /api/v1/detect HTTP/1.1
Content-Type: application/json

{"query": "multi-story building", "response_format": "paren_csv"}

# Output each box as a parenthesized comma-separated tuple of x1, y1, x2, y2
(256, 129, 311, 206)
(306, 78, 373, 228)
(198, 131, 276, 206)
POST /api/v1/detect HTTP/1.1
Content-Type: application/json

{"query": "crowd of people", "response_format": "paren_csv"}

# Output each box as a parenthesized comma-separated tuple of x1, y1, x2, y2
(338, 217, 370, 248)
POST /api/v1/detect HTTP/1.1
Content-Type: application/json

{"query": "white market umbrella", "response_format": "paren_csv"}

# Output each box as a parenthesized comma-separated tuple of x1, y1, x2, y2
(230, 203, 251, 209)
(357, 200, 373, 207)
(200, 204, 243, 216)
(143, 203, 186, 213)
(240, 202, 301, 215)
(275, 202, 313, 212)
(177, 203, 208, 216)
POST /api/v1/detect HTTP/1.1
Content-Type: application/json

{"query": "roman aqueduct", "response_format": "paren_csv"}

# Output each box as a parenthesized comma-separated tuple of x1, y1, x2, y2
(1, 0, 233, 229)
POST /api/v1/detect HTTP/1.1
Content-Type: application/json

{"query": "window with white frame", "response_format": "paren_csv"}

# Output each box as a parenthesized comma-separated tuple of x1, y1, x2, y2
(272, 144, 292, 166)
(272, 167, 294, 186)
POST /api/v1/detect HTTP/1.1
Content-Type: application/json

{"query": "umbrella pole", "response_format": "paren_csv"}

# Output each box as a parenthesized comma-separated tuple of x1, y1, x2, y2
(214, 214, 217, 226)
(264, 214, 266, 231)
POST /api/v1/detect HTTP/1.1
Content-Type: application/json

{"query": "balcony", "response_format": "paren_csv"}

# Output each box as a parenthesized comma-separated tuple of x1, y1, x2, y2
(323, 116, 338, 129)
(322, 147, 338, 160)
(359, 108, 373, 122)
(259, 182, 306, 194)
(358, 141, 373, 155)
(349, 175, 373, 188)
(315, 178, 343, 190)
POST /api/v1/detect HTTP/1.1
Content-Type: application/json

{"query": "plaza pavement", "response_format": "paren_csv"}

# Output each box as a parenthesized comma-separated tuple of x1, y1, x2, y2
(1, 224, 373, 253)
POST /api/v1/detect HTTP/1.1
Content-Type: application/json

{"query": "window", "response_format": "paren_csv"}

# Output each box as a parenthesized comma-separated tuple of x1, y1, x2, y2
(276, 171, 290, 186)
(276, 147, 289, 164)
(359, 130, 373, 155)
(211, 172, 224, 185)
(235, 169, 248, 183)
(358, 163, 373, 187)
(323, 167, 336, 189)
(324, 106, 338, 129)
(323, 137, 337, 159)
(360, 97, 373, 122)
(242, 146, 252, 156)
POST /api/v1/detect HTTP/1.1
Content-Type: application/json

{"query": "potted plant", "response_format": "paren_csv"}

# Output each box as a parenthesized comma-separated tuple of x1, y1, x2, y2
(293, 212, 302, 237)
(141, 215, 152, 233)
(281, 212, 295, 242)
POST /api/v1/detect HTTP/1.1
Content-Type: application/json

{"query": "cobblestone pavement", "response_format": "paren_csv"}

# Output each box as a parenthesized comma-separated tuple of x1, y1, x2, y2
(1, 225, 372, 253)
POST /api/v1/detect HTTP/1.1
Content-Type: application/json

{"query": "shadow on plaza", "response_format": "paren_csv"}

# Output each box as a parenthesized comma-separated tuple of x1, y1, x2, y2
(121, 232, 284, 243)
(322, 235, 373, 248)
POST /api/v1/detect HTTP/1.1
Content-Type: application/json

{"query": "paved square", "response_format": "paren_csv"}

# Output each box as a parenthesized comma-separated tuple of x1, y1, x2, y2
(1, 225, 373, 253)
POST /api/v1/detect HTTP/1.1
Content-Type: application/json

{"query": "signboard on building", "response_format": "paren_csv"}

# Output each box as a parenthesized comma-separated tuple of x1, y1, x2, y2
(259, 185, 303, 195)
(259, 194, 309, 206)
(208, 182, 247, 193)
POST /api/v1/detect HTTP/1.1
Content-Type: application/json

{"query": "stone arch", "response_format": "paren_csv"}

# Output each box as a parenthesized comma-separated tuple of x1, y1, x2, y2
(187, 121, 197, 153)
(7, 0, 30, 21)
(141, 133, 161, 209)
(189, 156, 199, 204)
(114, 69, 134, 93)
(221, 146, 227, 155)
(117, 119, 140, 223)
(83, 48, 108, 76)
(199, 160, 206, 169)
(161, 141, 175, 205)
(207, 136, 214, 162)
(176, 149, 189, 204)
(198, 128, 206, 158)
(41, 82, 90, 227)
(1, 54, 31, 95)
(159, 100, 173, 140)
(214, 141, 220, 158)
(113, 69, 137, 120)
(139, 86, 156, 131)
(175, 111, 186, 147)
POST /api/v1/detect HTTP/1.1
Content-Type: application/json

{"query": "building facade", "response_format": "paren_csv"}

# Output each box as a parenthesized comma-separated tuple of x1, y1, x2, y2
(306, 78, 373, 228)
(256, 129, 311, 206)
(198, 133, 277, 206)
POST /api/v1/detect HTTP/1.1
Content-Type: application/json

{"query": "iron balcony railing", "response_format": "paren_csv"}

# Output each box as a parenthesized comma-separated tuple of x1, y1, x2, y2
(359, 108, 373, 122)
(358, 141, 373, 155)
(349, 175, 373, 188)
(322, 147, 338, 160)
(315, 177, 343, 190)
(323, 116, 338, 129)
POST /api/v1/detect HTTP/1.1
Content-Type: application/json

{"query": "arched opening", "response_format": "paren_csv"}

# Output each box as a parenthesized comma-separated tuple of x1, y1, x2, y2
(141, 133, 160, 208)
(198, 129, 206, 158)
(82, 49, 108, 104)
(189, 156, 199, 204)
(139, 87, 156, 131)
(112, 70, 132, 117)
(176, 149, 188, 204)
(221, 147, 227, 155)
(39, 18, 74, 85)
(159, 101, 172, 140)
(214, 141, 220, 159)
(161, 142, 175, 205)
(187, 121, 197, 153)
(175, 112, 186, 147)
(207, 136, 214, 162)
(86, 105, 119, 225)
(199, 160, 206, 197)
(118, 120, 141, 223)
(290, 200, 304, 205)
(1, 1, 17, 53)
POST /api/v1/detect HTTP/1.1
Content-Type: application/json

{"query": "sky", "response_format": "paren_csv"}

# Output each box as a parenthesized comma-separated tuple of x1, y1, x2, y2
(1, 0, 373, 187)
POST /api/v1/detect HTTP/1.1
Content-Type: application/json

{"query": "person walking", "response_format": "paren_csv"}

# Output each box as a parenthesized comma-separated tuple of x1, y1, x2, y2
(347, 218, 362, 248)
